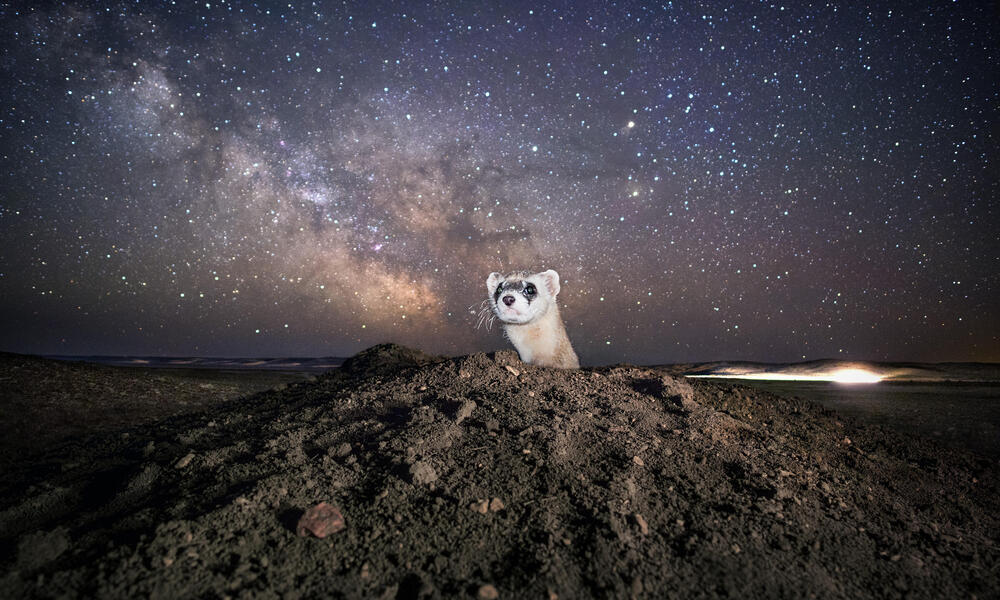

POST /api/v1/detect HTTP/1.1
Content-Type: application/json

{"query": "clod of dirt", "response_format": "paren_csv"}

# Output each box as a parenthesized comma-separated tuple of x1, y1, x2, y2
(16, 528, 69, 572)
(455, 399, 477, 424)
(634, 513, 649, 535)
(408, 461, 438, 486)
(296, 502, 346, 538)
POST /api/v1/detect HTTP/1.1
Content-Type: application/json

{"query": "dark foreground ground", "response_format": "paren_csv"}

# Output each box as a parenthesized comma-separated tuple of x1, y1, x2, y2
(0, 345, 997, 599)
(0, 352, 311, 467)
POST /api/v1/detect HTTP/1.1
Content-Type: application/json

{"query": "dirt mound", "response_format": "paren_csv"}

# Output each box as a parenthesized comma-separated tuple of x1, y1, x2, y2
(0, 346, 997, 598)
(337, 342, 445, 379)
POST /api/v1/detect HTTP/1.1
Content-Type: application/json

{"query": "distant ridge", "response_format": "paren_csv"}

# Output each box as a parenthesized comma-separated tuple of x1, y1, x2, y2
(45, 355, 346, 372)
(39, 354, 1000, 380)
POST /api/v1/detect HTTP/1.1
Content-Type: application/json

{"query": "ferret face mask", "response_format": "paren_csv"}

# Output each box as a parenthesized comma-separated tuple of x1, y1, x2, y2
(486, 270, 561, 325)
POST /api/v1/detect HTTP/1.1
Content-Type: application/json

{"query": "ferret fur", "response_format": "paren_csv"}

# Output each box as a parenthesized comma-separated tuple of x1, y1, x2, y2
(486, 269, 580, 369)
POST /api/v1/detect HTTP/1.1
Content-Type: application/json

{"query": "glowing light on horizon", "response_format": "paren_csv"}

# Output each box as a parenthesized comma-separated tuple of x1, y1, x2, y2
(827, 368, 884, 383)
(687, 368, 884, 384)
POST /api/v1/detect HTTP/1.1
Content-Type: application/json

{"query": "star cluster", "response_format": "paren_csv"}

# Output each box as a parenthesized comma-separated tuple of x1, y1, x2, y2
(1, 1, 996, 364)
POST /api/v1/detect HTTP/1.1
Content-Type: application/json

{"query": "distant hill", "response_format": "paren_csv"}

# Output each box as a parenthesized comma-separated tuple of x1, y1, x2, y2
(40, 354, 1000, 381)
(45, 355, 346, 372)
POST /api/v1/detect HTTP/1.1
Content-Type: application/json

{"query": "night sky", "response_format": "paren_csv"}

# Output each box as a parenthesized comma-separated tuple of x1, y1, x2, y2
(1, 2, 997, 365)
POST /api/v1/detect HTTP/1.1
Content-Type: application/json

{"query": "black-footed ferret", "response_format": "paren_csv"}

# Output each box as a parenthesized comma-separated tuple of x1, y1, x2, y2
(486, 269, 580, 369)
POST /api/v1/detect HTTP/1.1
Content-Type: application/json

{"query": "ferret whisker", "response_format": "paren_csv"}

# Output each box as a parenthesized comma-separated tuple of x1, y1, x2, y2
(471, 299, 496, 331)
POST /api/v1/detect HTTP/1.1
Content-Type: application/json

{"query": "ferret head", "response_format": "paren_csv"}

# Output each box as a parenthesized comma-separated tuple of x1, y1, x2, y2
(486, 269, 561, 325)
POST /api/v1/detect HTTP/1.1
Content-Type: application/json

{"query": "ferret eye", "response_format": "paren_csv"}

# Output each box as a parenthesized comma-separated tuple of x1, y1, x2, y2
(524, 284, 537, 296)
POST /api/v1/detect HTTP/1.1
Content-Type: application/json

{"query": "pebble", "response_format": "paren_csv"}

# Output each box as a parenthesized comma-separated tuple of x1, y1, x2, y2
(296, 502, 346, 538)
(632, 456, 645, 467)
(635, 513, 649, 535)
(504, 365, 520, 377)
(470, 500, 489, 514)
(456, 400, 477, 424)
(174, 453, 195, 469)
(489, 497, 505, 512)
(477, 584, 499, 599)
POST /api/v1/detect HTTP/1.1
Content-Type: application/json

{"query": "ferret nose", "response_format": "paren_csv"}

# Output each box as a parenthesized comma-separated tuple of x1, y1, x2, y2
(502, 295, 515, 307)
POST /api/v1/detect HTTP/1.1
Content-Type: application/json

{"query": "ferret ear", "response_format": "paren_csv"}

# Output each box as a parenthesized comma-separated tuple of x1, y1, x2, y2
(487, 272, 503, 295)
(539, 269, 561, 297)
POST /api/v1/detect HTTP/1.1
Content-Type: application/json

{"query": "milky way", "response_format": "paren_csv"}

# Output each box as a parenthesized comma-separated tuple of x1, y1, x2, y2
(1, 2, 996, 364)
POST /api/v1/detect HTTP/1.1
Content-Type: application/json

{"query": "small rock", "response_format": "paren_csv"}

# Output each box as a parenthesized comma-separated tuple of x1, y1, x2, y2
(631, 576, 643, 597)
(335, 442, 352, 457)
(486, 419, 500, 432)
(489, 497, 505, 512)
(419, 385, 428, 391)
(632, 456, 645, 467)
(504, 365, 520, 377)
(456, 400, 477, 424)
(16, 528, 69, 571)
(296, 502, 346, 538)
(477, 584, 499, 599)
(635, 513, 649, 535)
(528, 391, 535, 397)
(409, 461, 438, 485)
(470, 500, 489, 514)
(175, 453, 196, 469)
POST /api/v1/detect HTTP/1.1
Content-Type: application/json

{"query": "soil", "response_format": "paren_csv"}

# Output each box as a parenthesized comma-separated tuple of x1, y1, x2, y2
(0, 344, 997, 599)
(0, 352, 311, 467)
